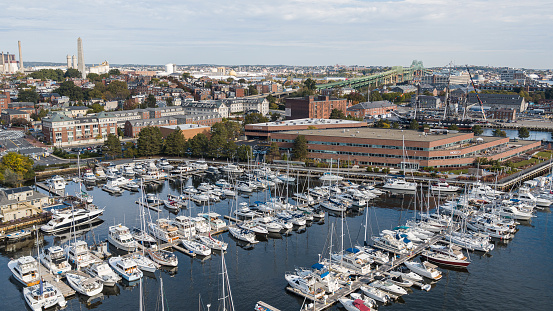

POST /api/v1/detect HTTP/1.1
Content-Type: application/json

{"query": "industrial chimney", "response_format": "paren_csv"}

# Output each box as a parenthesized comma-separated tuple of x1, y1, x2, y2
(72, 55, 77, 69)
(67, 55, 72, 69)
(18, 41, 23, 73)
(77, 37, 85, 79)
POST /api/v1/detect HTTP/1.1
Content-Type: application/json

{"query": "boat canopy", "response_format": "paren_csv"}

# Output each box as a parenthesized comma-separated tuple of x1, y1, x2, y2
(320, 271, 330, 279)
(393, 226, 409, 230)
(311, 263, 325, 270)
(346, 247, 360, 254)
(254, 201, 265, 205)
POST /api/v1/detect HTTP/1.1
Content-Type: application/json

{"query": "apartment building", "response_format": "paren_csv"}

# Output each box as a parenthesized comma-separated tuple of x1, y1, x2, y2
(42, 113, 118, 146)
(285, 95, 349, 120)
(124, 117, 177, 137)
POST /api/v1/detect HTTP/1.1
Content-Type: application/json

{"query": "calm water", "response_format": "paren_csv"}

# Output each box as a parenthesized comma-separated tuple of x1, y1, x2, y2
(482, 128, 552, 141)
(1, 177, 552, 311)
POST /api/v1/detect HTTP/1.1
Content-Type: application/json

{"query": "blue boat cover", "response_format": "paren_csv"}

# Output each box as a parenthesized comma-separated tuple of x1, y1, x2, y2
(320, 271, 330, 278)
(346, 247, 360, 254)
(394, 226, 410, 230)
(254, 201, 265, 205)
(311, 263, 325, 270)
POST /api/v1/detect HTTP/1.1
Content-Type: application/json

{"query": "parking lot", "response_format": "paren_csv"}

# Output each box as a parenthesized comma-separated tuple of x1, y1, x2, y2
(0, 130, 39, 153)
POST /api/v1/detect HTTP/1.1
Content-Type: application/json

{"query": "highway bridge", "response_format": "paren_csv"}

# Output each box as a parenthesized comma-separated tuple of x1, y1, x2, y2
(315, 60, 427, 90)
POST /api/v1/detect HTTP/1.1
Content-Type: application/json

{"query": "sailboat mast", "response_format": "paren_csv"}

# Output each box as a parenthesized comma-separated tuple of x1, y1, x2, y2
(139, 278, 143, 311)
(221, 250, 226, 311)
(160, 277, 165, 311)
(364, 205, 368, 246)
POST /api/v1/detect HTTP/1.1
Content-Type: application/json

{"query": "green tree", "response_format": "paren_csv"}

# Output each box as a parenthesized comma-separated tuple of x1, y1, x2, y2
(87, 73, 101, 82)
(247, 85, 258, 96)
(392, 122, 400, 129)
(0, 152, 35, 186)
(243, 113, 269, 125)
(104, 80, 130, 100)
(123, 142, 137, 158)
(88, 103, 104, 113)
(137, 126, 163, 156)
(269, 142, 280, 158)
(375, 119, 390, 128)
(164, 127, 187, 157)
(56, 81, 84, 101)
(144, 94, 157, 108)
(448, 124, 459, 131)
(518, 127, 530, 139)
(409, 119, 420, 130)
(28, 69, 65, 81)
(165, 97, 174, 106)
(346, 92, 366, 103)
(182, 72, 191, 79)
(236, 145, 252, 161)
(270, 112, 280, 122)
(329, 108, 346, 119)
(292, 135, 308, 160)
(104, 134, 121, 159)
(18, 89, 39, 103)
(108, 69, 121, 76)
(223, 141, 238, 159)
(304, 78, 316, 91)
(64, 68, 81, 78)
(189, 133, 209, 157)
(493, 128, 507, 137)
(369, 90, 383, 102)
(472, 125, 483, 136)
(238, 78, 246, 84)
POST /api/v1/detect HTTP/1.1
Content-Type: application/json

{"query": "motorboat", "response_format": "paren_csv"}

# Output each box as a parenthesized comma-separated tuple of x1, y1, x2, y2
(122, 165, 136, 177)
(228, 226, 258, 244)
(197, 234, 228, 251)
(369, 279, 408, 296)
(387, 275, 414, 288)
(444, 231, 494, 253)
(146, 248, 179, 266)
(191, 160, 209, 171)
(65, 240, 99, 268)
(102, 181, 123, 194)
(371, 234, 411, 254)
(285, 273, 325, 299)
(198, 212, 227, 231)
(236, 183, 253, 193)
(46, 175, 66, 191)
(158, 158, 173, 171)
(146, 193, 160, 205)
(76, 190, 94, 203)
(23, 281, 67, 311)
(215, 179, 231, 188)
(39, 246, 71, 275)
(331, 248, 373, 274)
(234, 203, 257, 219)
(129, 253, 157, 273)
(277, 174, 295, 183)
(83, 171, 98, 183)
(319, 172, 343, 182)
(108, 224, 138, 251)
(95, 166, 107, 179)
(191, 216, 211, 234)
(219, 164, 244, 174)
(6, 229, 32, 240)
(354, 245, 390, 265)
(169, 216, 196, 239)
(131, 228, 157, 245)
(293, 192, 315, 205)
(431, 181, 460, 192)
(41, 207, 104, 233)
(8, 256, 40, 286)
(403, 260, 442, 280)
(108, 256, 143, 281)
(149, 219, 180, 243)
(360, 285, 391, 304)
(238, 222, 269, 236)
(206, 166, 220, 175)
(163, 199, 180, 212)
(84, 262, 121, 286)
(497, 204, 534, 221)
(66, 272, 103, 296)
(254, 216, 284, 233)
(349, 293, 377, 309)
(338, 296, 372, 311)
(421, 244, 471, 268)
(382, 178, 417, 191)
(320, 201, 347, 212)
(181, 238, 212, 256)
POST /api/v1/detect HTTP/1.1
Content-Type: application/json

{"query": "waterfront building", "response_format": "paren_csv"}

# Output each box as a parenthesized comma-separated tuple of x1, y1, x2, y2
(285, 95, 349, 120)
(159, 124, 210, 139)
(486, 108, 517, 121)
(42, 113, 118, 146)
(245, 118, 367, 140)
(1, 109, 30, 124)
(346, 101, 397, 119)
(0, 187, 51, 223)
(468, 93, 527, 112)
(124, 117, 177, 137)
(271, 128, 540, 168)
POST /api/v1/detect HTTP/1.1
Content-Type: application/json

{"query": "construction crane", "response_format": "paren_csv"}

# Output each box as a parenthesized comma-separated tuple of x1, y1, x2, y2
(466, 65, 487, 121)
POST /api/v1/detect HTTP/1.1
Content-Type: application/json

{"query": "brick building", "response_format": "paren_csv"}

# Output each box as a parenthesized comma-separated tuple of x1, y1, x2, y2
(124, 117, 177, 137)
(42, 113, 119, 146)
(0, 91, 10, 112)
(285, 95, 349, 120)
(486, 108, 517, 121)
(8, 102, 34, 114)
(159, 124, 210, 139)
(1, 109, 31, 124)
(245, 118, 367, 140)
(346, 101, 397, 119)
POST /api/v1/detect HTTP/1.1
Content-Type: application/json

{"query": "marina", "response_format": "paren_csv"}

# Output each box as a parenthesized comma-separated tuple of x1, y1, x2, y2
(0, 160, 552, 311)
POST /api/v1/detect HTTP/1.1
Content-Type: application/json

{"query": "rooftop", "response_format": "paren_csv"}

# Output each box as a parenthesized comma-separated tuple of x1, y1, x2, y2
(279, 128, 470, 142)
(248, 118, 364, 127)
(160, 124, 210, 130)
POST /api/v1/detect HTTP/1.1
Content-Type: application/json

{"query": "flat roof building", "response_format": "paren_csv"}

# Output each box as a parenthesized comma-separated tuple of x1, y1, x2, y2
(271, 128, 540, 168)
(285, 95, 349, 120)
(245, 118, 367, 140)
(159, 124, 210, 139)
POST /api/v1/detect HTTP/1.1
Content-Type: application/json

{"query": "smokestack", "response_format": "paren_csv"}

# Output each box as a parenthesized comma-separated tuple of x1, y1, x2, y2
(72, 55, 77, 69)
(67, 55, 71, 69)
(77, 37, 85, 79)
(18, 41, 23, 73)
(1, 51, 4, 74)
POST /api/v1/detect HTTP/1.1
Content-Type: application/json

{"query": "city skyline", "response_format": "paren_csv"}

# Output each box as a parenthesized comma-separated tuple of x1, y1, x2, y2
(1, 0, 552, 69)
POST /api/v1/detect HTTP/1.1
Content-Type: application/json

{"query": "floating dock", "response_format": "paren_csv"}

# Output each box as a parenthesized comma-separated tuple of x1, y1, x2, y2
(35, 182, 65, 197)
(38, 264, 75, 298)
(135, 201, 162, 212)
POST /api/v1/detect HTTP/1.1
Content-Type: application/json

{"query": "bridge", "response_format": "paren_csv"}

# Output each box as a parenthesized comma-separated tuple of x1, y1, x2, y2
(315, 60, 426, 90)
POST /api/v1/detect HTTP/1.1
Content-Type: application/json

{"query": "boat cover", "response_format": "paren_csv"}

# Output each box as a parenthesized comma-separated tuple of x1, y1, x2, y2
(320, 271, 330, 279)
(346, 247, 360, 254)
(353, 299, 370, 311)
(311, 263, 325, 270)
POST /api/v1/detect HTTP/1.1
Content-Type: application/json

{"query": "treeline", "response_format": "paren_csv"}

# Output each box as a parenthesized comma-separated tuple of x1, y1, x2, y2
(0, 153, 35, 187)
(104, 120, 253, 161)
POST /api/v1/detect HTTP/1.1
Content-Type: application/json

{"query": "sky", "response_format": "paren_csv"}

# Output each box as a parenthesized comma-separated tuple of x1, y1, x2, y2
(1, 0, 552, 68)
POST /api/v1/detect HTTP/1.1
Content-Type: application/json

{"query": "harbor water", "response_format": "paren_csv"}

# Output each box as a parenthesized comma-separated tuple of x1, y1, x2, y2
(482, 128, 552, 141)
(1, 177, 552, 310)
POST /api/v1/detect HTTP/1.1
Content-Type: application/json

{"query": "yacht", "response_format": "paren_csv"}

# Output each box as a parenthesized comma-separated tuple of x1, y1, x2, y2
(131, 228, 157, 245)
(234, 203, 257, 219)
(83, 171, 98, 183)
(46, 175, 66, 191)
(338, 296, 372, 311)
(369, 279, 408, 296)
(146, 248, 179, 266)
(360, 286, 390, 304)
(149, 219, 180, 243)
(206, 166, 219, 175)
(39, 246, 71, 275)
(8, 256, 40, 286)
(95, 166, 107, 179)
(198, 212, 227, 231)
(41, 208, 104, 233)
(158, 159, 173, 171)
(228, 226, 258, 244)
(430, 181, 460, 192)
(444, 231, 494, 253)
(371, 234, 411, 254)
(146, 193, 160, 205)
(102, 181, 123, 194)
(284, 273, 325, 299)
(516, 190, 552, 207)
(170, 164, 192, 175)
(169, 216, 196, 239)
(181, 238, 212, 256)
(471, 181, 503, 197)
(65, 240, 99, 268)
(220, 164, 244, 174)
(129, 253, 157, 273)
(66, 272, 103, 296)
(122, 165, 136, 177)
(215, 179, 231, 188)
(23, 281, 67, 311)
(197, 235, 228, 251)
(331, 248, 373, 274)
(108, 224, 138, 251)
(76, 190, 94, 203)
(403, 260, 442, 280)
(319, 172, 343, 182)
(382, 178, 417, 191)
(421, 244, 471, 268)
(109, 256, 143, 282)
(84, 262, 121, 286)
(192, 160, 209, 170)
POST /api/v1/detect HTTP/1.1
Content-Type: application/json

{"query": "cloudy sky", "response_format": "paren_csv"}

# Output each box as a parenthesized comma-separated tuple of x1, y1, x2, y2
(2, 0, 552, 68)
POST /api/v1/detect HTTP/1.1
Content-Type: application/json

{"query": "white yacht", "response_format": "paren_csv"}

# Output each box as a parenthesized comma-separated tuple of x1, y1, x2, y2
(8, 256, 40, 286)
(39, 246, 71, 275)
(319, 172, 343, 182)
(234, 203, 257, 218)
(41, 208, 104, 233)
(102, 181, 123, 193)
(108, 224, 138, 251)
(158, 158, 174, 171)
(430, 181, 460, 192)
(76, 190, 94, 203)
(23, 281, 67, 311)
(369, 279, 408, 296)
(403, 260, 442, 280)
(220, 164, 244, 174)
(122, 165, 136, 177)
(331, 248, 373, 274)
(85, 262, 121, 286)
(95, 166, 107, 179)
(360, 285, 390, 304)
(382, 178, 417, 191)
(371, 234, 411, 254)
(109, 256, 143, 282)
(284, 273, 325, 299)
(229, 227, 258, 244)
(146, 248, 179, 267)
(191, 160, 209, 170)
(198, 212, 227, 231)
(169, 216, 196, 239)
(66, 272, 103, 296)
(83, 171, 98, 183)
(65, 240, 99, 268)
(197, 235, 228, 251)
(181, 239, 212, 256)
(148, 219, 180, 243)
(46, 175, 66, 191)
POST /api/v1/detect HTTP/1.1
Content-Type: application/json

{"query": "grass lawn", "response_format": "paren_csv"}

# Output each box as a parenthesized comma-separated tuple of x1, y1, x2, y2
(536, 151, 553, 159)
(448, 169, 469, 174)
(512, 157, 541, 168)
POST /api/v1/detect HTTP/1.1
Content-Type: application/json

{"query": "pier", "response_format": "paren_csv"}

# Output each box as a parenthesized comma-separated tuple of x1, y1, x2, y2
(35, 182, 65, 197)
(38, 263, 76, 298)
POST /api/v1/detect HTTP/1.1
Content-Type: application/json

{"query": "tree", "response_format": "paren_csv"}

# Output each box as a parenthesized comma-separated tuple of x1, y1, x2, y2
(409, 119, 419, 130)
(448, 124, 459, 131)
(375, 119, 390, 128)
(269, 142, 280, 158)
(11, 117, 31, 127)
(123, 99, 137, 110)
(56, 81, 84, 101)
(270, 112, 280, 122)
(247, 85, 258, 96)
(346, 92, 366, 103)
(182, 72, 191, 79)
(164, 127, 187, 157)
(392, 122, 400, 129)
(28, 69, 65, 81)
(189, 133, 209, 157)
(518, 127, 530, 139)
(223, 141, 238, 159)
(165, 97, 174, 106)
(238, 78, 246, 84)
(369, 90, 383, 102)
(30, 109, 48, 121)
(108, 69, 121, 76)
(292, 135, 308, 160)
(472, 125, 483, 136)
(243, 113, 269, 125)
(88, 103, 104, 113)
(137, 126, 163, 156)
(104, 134, 121, 158)
(64, 68, 81, 78)
(123, 142, 137, 158)
(0, 152, 34, 186)
(236, 145, 252, 161)
(144, 94, 157, 108)
(329, 109, 346, 119)
(304, 78, 316, 91)
(493, 128, 507, 137)
(104, 80, 130, 100)
(18, 89, 39, 103)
